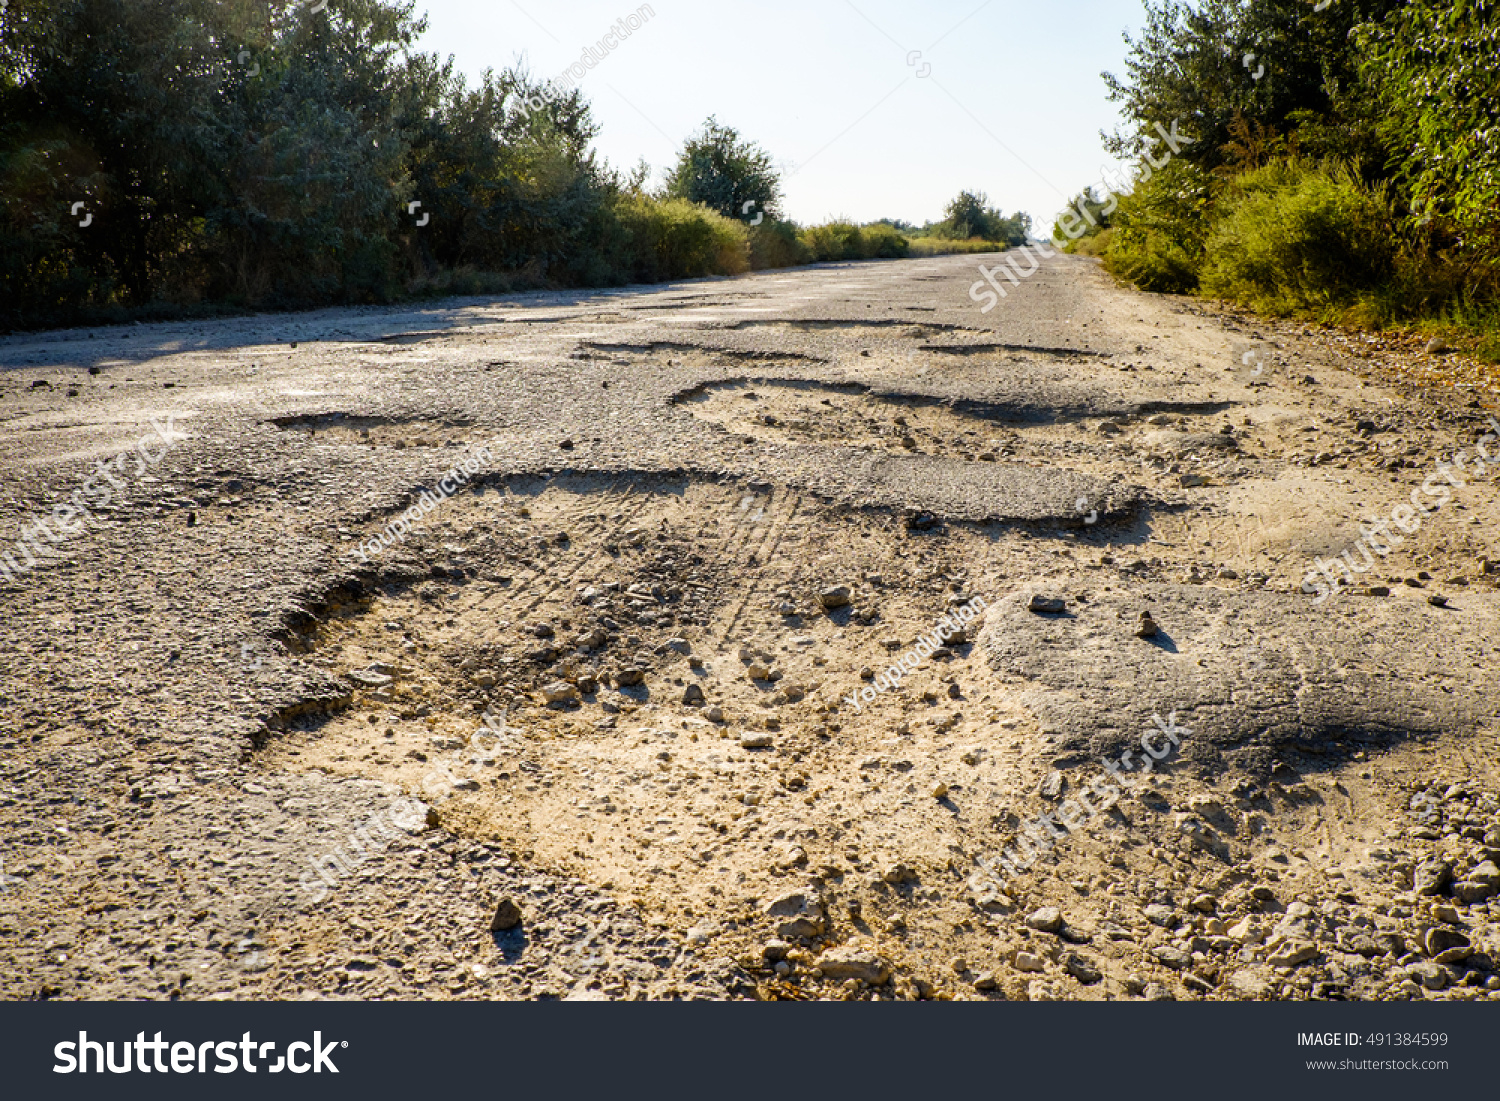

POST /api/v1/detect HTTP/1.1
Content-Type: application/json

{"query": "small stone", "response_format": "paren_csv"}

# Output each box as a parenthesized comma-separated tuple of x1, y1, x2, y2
(817, 945, 891, 985)
(1143, 904, 1179, 929)
(1064, 953, 1102, 984)
(960, 746, 982, 766)
(682, 684, 705, 705)
(1414, 859, 1452, 896)
(1425, 338, 1451, 355)
(1265, 940, 1318, 968)
(762, 939, 791, 962)
(1026, 906, 1064, 933)
(706, 706, 724, 722)
(747, 663, 771, 682)
(1012, 951, 1046, 973)
(1152, 945, 1193, 970)
(489, 898, 523, 932)
(542, 681, 580, 704)
(765, 889, 825, 938)
(817, 585, 852, 609)
(1142, 983, 1176, 1001)
(1028, 594, 1066, 615)
(1469, 860, 1500, 885)
(1039, 770, 1065, 799)
(1454, 881, 1497, 904)
(740, 733, 773, 749)
(1179, 473, 1208, 488)
(881, 863, 916, 885)
(1423, 927, 1471, 963)
(614, 667, 645, 687)
(1409, 960, 1449, 990)
(1428, 594, 1449, 608)
(1135, 611, 1158, 638)
(973, 971, 998, 991)
(1227, 917, 1264, 945)
(931, 781, 949, 799)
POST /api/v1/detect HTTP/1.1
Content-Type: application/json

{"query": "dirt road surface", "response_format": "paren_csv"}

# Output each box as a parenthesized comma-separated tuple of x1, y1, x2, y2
(3, 252, 1498, 1002)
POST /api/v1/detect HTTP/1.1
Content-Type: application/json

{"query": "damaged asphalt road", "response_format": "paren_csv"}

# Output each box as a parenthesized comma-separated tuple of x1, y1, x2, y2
(2, 251, 1498, 1002)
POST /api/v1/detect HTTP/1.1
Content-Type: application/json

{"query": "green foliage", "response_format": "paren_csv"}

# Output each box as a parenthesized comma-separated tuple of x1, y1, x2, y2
(747, 219, 811, 270)
(1359, 0, 1500, 250)
(610, 196, 749, 282)
(906, 237, 1009, 257)
(798, 221, 910, 262)
(662, 116, 782, 224)
(1199, 161, 1396, 312)
(1102, 158, 1218, 293)
(931, 191, 1030, 245)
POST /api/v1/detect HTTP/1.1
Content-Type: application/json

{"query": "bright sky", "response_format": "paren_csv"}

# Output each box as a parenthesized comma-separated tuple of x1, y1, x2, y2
(413, 0, 1148, 231)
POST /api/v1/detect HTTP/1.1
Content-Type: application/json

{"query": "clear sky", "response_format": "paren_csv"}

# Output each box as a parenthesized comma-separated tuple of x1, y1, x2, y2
(412, 0, 1148, 232)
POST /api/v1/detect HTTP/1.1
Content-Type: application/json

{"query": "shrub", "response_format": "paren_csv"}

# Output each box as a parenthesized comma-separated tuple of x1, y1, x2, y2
(611, 195, 749, 282)
(748, 220, 810, 270)
(1102, 158, 1218, 293)
(1199, 161, 1396, 313)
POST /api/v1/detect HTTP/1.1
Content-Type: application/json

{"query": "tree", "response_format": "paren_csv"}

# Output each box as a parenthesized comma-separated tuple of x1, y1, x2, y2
(936, 191, 1029, 245)
(663, 117, 782, 223)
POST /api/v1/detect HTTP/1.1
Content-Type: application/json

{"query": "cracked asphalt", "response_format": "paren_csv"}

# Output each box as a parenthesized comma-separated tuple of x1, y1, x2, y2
(3, 252, 1499, 1002)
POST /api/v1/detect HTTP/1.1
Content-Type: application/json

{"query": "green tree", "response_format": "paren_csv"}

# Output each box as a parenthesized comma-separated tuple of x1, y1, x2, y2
(663, 117, 782, 223)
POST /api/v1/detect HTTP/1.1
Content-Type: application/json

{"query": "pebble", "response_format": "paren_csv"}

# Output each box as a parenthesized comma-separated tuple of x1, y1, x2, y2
(489, 898, 523, 932)
(817, 585, 852, 609)
(1028, 594, 1066, 615)
(816, 945, 891, 984)
(1026, 906, 1064, 933)
(1135, 611, 1158, 638)
(765, 889, 825, 938)
(740, 733, 773, 749)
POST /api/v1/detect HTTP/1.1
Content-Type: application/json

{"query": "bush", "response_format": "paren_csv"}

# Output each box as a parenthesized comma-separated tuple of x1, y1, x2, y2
(1199, 161, 1396, 313)
(611, 195, 749, 282)
(907, 237, 1008, 257)
(798, 221, 910, 262)
(748, 220, 810, 270)
(1102, 158, 1218, 294)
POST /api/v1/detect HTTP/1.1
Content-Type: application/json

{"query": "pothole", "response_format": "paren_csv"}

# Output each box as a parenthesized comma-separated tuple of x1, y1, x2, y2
(270, 413, 478, 448)
(256, 472, 1051, 962)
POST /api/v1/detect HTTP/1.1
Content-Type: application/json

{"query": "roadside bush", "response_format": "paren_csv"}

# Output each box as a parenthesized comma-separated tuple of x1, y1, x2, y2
(1103, 158, 1217, 293)
(907, 237, 1007, 257)
(799, 221, 909, 261)
(1199, 161, 1396, 313)
(748, 220, 810, 270)
(612, 195, 749, 282)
